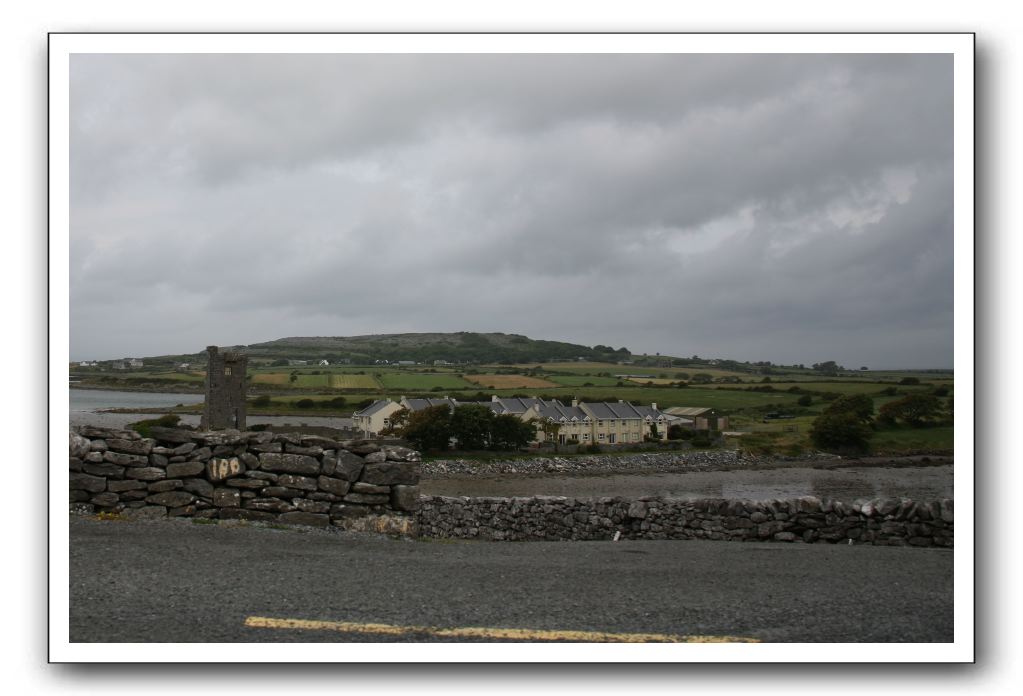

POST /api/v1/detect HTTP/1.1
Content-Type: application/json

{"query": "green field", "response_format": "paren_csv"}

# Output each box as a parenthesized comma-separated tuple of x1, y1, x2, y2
(546, 374, 622, 387)
(377, 373, 473, 390)
(869, 426, 954, 454)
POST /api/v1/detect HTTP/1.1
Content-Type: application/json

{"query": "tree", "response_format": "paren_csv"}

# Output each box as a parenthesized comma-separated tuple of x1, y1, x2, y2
(809, 411, 872, 453)
(535, 418, 563, 452)
(450, 404, 495, 450)
(811, 360, 841, 376)
(490, 414, 535, 450)
(824, 394, 874, 423)
(797, 394, 813, 407)
(808, 394, 876, 452)
(396, 405, 452, 451)
(878, 393, 943, 427)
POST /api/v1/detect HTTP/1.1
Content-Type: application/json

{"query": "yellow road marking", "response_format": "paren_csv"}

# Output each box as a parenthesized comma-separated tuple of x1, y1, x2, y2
(244, 616, 759, 643)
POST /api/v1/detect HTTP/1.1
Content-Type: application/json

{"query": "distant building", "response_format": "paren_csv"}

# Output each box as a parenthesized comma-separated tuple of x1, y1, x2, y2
(386, 395, 677, 446)
(127, 358, 144, 368)
(662, 407, 729, 431)
(395, 360, 416, 366)
(288, 360, 308, 366)
(201, 346, 247, 431)
(351, 399, 404, 437)
(318, 359, 330, 366)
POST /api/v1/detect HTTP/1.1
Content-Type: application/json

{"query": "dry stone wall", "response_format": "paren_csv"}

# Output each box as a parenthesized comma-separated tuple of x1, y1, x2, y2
(69, 428, 953, 547)
(415, 494, 954, 546)
(69, 426, 420, 526)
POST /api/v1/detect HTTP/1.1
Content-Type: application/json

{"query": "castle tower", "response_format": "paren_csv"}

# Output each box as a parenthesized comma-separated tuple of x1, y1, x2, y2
(201, 345, 247, 430)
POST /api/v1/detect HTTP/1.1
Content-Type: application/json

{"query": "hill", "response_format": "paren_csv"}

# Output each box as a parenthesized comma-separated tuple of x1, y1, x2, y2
(206, 332, 632, 365)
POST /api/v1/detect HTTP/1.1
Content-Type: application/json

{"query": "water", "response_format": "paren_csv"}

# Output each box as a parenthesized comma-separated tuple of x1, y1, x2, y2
(69, 388, 353, 430)
(419, 466, 954, 503)
(70, 389, 204, 412)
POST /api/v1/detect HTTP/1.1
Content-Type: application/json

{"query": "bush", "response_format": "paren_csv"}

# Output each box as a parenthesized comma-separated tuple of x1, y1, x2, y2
(250, 394, 272, 407)
(691, 434, 712, 448)
(128, 414, 181, 438)
(797, 394, 813, 407)
(877, 393, 943, 427)
(899, 377, 921, 385)
(295, 399, 316, 409)
(809, 411, 872, 453)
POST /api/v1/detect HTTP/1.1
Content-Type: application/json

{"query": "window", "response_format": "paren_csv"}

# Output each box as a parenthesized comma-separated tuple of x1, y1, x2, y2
(609, 434, 616, 444)
(583, 433, 590, 441)
(597, 420, 604, 426)
(599, 433, 605, 441)
(225, 366, 232, 376)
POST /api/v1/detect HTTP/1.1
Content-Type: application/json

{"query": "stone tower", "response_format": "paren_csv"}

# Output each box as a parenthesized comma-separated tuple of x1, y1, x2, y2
(201, 345, 247, 430)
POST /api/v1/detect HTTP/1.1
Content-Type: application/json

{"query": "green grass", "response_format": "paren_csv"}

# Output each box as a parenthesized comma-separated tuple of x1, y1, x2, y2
(546, 374, 621, 387)
(377, 373, 472, 390)
(870, 426, 954, 454)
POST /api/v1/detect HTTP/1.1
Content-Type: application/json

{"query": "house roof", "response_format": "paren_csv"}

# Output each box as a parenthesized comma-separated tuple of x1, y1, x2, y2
(582, 401, 667, 420)
(403, 397, 459, 412)
(664, 406, 719, 417)
(353, 399, 395, 417)
(536, 401, 589, 422)
(494, 397, 547, 414)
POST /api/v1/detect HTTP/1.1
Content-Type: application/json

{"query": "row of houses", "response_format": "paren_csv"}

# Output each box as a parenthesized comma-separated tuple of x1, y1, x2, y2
(352, 395, 728, 446)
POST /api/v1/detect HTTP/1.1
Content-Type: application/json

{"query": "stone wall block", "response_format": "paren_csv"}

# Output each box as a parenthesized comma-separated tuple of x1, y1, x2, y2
(70, 473, 107, 492)
(277, 474, 318, 491)
(343, 440, 381, 456)
(147, 480, 184, 493)
(90, 492, 120, 507)
(83, 462, 125, 478)
(107, 479, 147, 493)
(292, 499, 331, 514)
(181, 478, 215, 498)
(333, 452, 365, 481)
(360, 461, 418, 486)
(70, 432, 91, 458)
(213, 488, 241, 508)
(148, 427, 198, 444)
(207, 457, 245, 482)
(391, 484, 419, 511)
(106, 438, 154, 456)
(258, 452, 319, 475)
(316, 476, 351, 496)
(145, 491, 196, 507)
(284, 443, 323, 456)
(172, 442, 197, 455)
(343, 492, 390, 505)
(103, 451, 149, 467)
(351, 482, 390, 495)
(167, 461, 206, 478)
(383, 445, 422, 462)
(225, 478, 266, 489)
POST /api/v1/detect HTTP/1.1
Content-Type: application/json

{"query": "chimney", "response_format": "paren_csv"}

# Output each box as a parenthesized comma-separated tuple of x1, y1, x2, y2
(492, 394, 499, 402)
(571, 398, 579, 408)
(651, 403, 657, 411)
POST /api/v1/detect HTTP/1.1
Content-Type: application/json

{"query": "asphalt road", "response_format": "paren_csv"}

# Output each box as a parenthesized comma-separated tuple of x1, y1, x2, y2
(68, 516, 954, 643)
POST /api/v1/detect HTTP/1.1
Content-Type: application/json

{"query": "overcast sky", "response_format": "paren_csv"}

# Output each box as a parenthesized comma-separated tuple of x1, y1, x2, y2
(69, 53, 953, 368)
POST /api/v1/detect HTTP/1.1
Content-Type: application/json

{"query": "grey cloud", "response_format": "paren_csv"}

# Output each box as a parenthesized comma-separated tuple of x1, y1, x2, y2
(70, 53, 954, 367)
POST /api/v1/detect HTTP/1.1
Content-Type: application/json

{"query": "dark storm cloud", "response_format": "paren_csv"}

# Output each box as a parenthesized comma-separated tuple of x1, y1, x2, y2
(70, 53, 953, 367)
